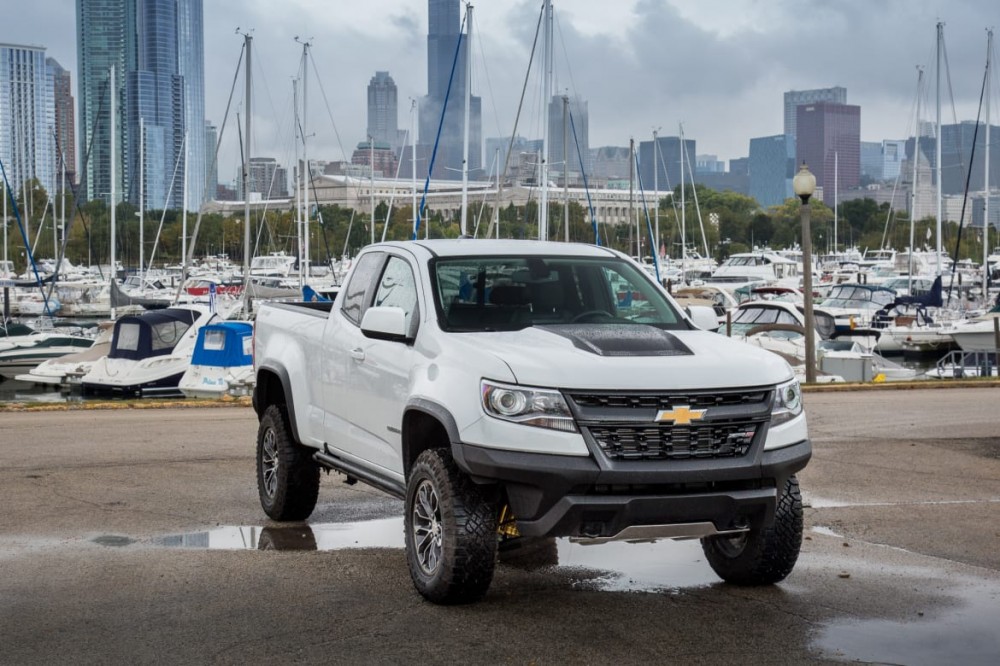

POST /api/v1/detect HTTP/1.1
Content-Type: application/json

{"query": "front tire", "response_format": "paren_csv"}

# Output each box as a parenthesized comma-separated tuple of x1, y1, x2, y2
(256, 404, 320, 521)
(701, 475, 804, 585)
(404, 448, 497, 604)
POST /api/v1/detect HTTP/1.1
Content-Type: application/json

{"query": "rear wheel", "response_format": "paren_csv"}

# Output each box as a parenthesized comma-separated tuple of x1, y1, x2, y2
(404, 448, 497, 604)
(701, 476, 803, 585)
(256, 404, 320, 521)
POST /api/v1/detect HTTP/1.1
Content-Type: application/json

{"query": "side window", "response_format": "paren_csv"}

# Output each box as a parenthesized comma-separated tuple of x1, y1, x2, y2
(340, 252, 385, 326)
(373, 256, 419, 332)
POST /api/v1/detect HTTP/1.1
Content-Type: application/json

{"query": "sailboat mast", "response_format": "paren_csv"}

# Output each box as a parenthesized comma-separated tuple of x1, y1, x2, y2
(680, 123, 687, 280)
(411, 99, 417, 240)
(628, 138, 634, 257)
(653, 129, 659, 260)
(301, 41, 310, 282)
(182, 131, 188, 268)
(834, 151, 838, 254)
(293, 77, 302, 288)
(539, 0, 552, 241)
(139, 117, 144, 277)
(369, 136, 375, 245)
(460, 4, 472, 236)
(936, 21, 943, 275)
(910, 67, 923, 291)
(985, 29, 993, 293)
(242, 33, 252, 312)
(563, 95, 569, 242)
(110, 64, 117, 320)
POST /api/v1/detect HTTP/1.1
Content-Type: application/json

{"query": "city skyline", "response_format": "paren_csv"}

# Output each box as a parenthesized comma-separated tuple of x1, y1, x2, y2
(4, 0, 999, 199)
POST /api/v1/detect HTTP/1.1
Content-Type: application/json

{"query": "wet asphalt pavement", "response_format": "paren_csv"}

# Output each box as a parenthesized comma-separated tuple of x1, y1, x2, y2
(1, 387, 999, 664)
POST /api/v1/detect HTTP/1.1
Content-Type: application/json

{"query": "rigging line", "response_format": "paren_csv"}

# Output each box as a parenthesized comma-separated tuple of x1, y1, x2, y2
(472, 149, 498, 238)
(379, 128, 410, 243)
(680, 141, 709, 260)
(946, 45, 989, 305)
(471, 13, 504, 141)
(633, 149, 660, 282)
(880, 67, 922, 252)
(172, 40, 245, 306)
(414, 13, 468, 240)
(147, 129, 186, 272)
(489, 3, 544, 238)
(307, 50, 366, 203)
(569, 110, 599, 245)
(0, 159, 52, 315)
(553, 11, 580, 105)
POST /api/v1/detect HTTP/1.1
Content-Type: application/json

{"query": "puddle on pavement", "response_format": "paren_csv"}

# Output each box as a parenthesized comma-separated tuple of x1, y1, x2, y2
(92, 535, 136, 547)
(813, 581, 1000, 665)
(154, 516, 719, 592)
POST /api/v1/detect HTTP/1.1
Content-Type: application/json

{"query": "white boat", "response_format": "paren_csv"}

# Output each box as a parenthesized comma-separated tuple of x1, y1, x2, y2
(179, 320, 254, 399)
(15, 322, 114, 387)
(80, 304, 215, 397)
(944, 312, 1000, 351)
(708, 251, 800, 290)
(0, 326, 95, 379)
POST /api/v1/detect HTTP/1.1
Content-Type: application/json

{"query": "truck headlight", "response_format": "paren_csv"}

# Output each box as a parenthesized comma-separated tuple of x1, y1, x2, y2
(481, 380, 578, 433)
(771, 378, 803, 426)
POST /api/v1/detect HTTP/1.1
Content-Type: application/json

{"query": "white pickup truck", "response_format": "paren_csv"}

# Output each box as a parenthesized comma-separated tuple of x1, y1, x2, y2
(252, 239, 811, 604)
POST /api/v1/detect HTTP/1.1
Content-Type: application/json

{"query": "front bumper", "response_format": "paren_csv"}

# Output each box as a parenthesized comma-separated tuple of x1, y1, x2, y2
(451, 437, 811, 538)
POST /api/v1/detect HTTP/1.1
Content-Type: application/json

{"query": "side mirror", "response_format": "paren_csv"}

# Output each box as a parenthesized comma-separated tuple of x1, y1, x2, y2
(360, 306, 410, 342)
(687, 305, 720, 332)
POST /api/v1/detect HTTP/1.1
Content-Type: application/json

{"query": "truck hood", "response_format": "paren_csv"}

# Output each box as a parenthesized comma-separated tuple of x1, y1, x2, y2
(449, 324, 792, 390)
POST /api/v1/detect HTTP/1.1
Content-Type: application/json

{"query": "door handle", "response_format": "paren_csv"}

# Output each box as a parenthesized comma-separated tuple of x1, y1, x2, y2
(350, 348, 365, 361)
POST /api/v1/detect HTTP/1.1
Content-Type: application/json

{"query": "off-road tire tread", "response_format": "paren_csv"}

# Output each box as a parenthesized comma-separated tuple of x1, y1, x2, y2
(405, 448, 497, 604)
(256, 404, 320, 521)
(702, 475, 803, 585)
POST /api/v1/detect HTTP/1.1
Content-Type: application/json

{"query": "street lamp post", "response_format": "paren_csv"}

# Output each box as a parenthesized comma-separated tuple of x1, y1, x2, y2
(793, 163, 817, 384)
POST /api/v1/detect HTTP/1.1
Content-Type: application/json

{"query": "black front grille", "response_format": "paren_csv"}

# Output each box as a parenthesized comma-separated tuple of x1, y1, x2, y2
(570, 391, 770, 410)
(588, 423, 759, 461)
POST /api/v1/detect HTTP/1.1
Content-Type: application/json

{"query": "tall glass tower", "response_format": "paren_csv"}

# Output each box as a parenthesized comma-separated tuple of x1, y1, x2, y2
(77, 0, 127, 205)
(176, 0, 205, 207)
(0, 43, 56, 196)
(418, 0, 481, 180)
(367, 71, 399, 151)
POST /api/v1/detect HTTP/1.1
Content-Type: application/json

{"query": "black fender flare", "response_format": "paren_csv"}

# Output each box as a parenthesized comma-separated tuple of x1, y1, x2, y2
(403, 398, 464, 477)
(254, 363, 302, 445)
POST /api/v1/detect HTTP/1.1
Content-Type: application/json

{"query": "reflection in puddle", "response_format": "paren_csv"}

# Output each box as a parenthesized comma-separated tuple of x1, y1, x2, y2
(155, 517, 719, 592)
(814, 582, 1000, 665)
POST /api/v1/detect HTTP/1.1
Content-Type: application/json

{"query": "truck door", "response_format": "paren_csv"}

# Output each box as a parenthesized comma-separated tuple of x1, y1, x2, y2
(325, 253, 420, 477)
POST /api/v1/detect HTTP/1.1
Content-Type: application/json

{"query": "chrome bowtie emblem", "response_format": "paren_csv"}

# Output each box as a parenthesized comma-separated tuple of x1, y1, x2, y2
(655, 406, 707, 425)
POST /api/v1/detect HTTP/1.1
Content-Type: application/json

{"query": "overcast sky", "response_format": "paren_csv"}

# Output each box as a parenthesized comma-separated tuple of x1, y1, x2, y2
(9, 0, 1000, 185)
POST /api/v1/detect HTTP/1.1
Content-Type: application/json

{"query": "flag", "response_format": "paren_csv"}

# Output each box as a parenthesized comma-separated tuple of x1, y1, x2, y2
(926, 227, 932, 241)
(209, 282, 217, 314)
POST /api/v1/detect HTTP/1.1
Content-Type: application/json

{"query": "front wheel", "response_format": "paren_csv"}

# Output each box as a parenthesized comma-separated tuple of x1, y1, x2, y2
(404, 448, 498, 604)
(701, 476, 804, 585)
(256, 404, 320, 521)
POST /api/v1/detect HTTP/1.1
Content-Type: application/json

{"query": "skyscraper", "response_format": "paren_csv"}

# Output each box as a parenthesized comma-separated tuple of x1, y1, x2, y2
(367, 71, 399, 151)
(125, 0, 186, 210)
(78, 0, 203, 210)
(638, 136, 696, 194)
(749, 134, 795, 208)
(77, 0, 127, 205)
(418, 0, 481, 180)
(0, 43, 56, 196)
(795, 101, 860, 205)
(47, 58, 76, 187)
(784, 86, 846, 139)
(547, 95, 590, 182)
(177, 0, 205, 206)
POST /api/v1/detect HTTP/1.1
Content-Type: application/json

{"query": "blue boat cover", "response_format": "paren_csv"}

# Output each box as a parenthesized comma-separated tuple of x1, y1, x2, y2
(109, 308, 204, 360)
(190, 321, 253, 368)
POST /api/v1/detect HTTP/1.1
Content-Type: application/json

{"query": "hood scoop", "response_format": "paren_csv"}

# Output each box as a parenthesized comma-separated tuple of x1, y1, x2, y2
(537, 325, 693, 357)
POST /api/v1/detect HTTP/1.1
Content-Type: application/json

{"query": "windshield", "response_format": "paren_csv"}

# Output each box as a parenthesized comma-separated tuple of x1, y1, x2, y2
(821, 285, 895, 309)
(431, 254, 684, 332)
(730, 306, 802, 338)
